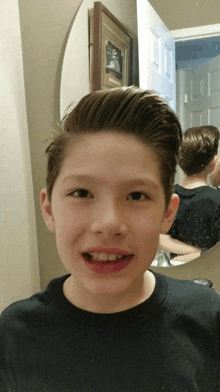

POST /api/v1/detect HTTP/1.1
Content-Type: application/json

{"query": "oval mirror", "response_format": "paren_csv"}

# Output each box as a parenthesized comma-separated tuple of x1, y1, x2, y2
(60, 0, 220, 272)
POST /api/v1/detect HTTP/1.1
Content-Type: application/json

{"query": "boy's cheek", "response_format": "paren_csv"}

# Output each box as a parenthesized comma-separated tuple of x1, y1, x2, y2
(160, 223, 172, 234)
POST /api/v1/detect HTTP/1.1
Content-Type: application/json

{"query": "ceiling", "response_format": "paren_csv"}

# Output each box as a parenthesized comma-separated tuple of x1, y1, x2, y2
(148, 0, 220, 30)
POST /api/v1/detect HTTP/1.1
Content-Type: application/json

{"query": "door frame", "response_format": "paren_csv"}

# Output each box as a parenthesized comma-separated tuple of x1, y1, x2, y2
(171, 23, 220, 42)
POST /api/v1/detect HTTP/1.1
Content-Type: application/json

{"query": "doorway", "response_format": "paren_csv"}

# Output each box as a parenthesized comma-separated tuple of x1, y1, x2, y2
(175, 36, 220, 131)
(172, 26, 220, 184)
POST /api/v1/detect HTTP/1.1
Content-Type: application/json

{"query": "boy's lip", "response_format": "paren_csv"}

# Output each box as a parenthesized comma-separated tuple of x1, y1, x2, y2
(83, 247, 132, 255)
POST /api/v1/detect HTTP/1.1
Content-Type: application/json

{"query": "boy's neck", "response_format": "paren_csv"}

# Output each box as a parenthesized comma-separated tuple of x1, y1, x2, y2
(180, 158, 217, 189)
(180, 172, 208, 189)
(63, 271, 155, 314)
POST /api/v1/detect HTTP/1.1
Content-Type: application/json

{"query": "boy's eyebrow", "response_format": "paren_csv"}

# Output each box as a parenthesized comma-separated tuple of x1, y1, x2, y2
(61, 174, 98, 184)
(122, 179, 160, 192)
(61, 174, 160, 191)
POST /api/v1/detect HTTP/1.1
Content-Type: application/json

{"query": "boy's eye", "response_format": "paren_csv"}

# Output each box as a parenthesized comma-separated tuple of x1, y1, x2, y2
(69, 189, 93, 198)
(127, 192, 149, 201)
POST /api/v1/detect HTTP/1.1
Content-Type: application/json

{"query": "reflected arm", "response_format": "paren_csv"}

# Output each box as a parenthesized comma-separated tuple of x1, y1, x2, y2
(159, 234, 201, 255)
(171, 252, 201, 262)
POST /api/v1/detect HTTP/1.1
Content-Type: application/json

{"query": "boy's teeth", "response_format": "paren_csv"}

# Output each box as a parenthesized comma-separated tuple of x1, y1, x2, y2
(108, 254, 117, 261)
(89, 252, 126, 262)
(99, 253, 108, 261)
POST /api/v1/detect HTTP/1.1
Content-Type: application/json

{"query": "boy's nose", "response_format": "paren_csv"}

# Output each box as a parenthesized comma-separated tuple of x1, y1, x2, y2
(90, 203, 128, 237)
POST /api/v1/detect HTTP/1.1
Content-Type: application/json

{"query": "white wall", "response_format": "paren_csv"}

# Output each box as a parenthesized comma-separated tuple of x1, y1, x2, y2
(0, 0, 40, 312)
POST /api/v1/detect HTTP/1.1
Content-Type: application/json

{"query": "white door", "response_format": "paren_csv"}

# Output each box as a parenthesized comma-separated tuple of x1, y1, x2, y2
(137, 0, 176, 110)
(186, 63, 208, 128)
(207, 54, 220, 126)
(177, 53, 220, 130)
(176, 54, 220, 183)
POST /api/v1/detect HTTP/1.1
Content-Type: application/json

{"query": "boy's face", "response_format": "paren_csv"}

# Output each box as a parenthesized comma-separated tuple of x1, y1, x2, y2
(41, 131, 178, 298)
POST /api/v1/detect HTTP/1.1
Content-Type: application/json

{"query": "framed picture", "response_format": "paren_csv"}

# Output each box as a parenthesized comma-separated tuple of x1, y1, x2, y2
(89, 1, 139, 91)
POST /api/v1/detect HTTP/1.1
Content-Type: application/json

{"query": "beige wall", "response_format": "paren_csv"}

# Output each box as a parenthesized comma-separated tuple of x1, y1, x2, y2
(18, 0, 137, 290)
(18, 0, 83, 290)
(1, 0, 40, 312)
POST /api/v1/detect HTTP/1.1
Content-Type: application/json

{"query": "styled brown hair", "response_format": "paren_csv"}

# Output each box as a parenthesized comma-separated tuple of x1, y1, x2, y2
(179, 125, 219, 176)
(45, 86, 182, 206)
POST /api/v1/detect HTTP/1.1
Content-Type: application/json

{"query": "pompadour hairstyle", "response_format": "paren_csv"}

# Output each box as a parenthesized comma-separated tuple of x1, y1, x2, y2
(45, 86, 182, 206)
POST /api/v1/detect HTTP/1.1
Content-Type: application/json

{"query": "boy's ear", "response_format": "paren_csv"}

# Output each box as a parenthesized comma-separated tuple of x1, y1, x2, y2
(160, 193, 179, 234)
(40, 188, 56, 233)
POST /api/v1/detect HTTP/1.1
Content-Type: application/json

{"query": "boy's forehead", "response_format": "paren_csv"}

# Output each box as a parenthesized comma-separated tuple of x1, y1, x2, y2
(64, 131, 156, 165)
(66, 130, 151, 156)
(58, 131, 164, 190)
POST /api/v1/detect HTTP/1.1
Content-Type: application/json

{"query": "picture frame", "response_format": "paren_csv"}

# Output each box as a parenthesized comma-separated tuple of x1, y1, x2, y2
(89, 1, 139, 91)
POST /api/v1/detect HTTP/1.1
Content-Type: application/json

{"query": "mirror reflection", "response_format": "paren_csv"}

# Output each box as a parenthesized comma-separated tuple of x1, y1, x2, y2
(60, 0, 220, 267)
(159, 125, 220, 263)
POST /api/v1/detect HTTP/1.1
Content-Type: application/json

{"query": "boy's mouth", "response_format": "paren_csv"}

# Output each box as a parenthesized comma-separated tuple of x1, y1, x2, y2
(83, 252, 133, 263)
(82, 250, 134, 274)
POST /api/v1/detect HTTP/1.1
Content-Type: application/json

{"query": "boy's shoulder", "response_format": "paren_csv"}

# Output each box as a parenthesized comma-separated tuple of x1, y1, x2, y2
(1, 273, 220, 330)
(161, 273, 220, 313)
(0, 292, 46, 332)
(0, 275, 66, 333)
(164, 272, 216, 295)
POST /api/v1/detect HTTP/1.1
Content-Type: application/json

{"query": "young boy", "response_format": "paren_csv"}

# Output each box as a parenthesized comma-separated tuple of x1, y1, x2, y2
(1, 87, 220, 391)
(160, 125, 220, 261)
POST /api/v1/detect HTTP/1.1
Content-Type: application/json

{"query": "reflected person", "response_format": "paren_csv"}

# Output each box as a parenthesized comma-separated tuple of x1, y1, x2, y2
(160, 125, 220, 261)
